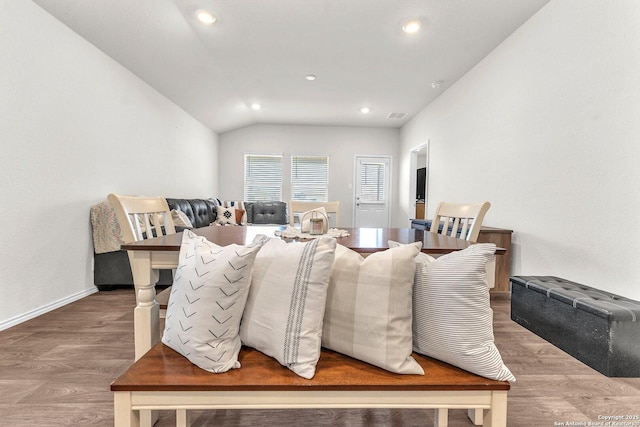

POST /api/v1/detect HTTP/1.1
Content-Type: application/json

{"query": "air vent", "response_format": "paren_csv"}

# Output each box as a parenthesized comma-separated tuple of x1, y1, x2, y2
(387, 112, 407, 119)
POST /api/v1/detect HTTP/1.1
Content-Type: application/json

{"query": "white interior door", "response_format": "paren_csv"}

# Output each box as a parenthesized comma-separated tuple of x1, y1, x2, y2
(354, 156, 391, 228)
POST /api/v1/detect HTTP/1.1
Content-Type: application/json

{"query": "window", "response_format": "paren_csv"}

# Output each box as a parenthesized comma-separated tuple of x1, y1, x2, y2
(291, 155, 329, 201)
(244, 154, 283, 202)
(359, 161, 386, 202)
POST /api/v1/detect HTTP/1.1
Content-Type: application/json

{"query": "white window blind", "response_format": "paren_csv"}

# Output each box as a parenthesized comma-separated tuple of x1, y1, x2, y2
(291, 155, 329, 201)
(359, 161, 385, 202)
(244, 154, 283, 202)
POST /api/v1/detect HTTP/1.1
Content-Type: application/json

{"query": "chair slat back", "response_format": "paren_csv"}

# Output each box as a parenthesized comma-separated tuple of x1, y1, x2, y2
(289, 201, 340, 228)
(107, 194, 176, 243)
(429, 201, 491, 242)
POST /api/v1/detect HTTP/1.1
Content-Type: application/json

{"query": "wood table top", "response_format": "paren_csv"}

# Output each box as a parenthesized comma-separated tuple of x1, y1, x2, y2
(121, 225, 505, 255)
(111, 342, 510, 392)
(121, 226, 505, 255)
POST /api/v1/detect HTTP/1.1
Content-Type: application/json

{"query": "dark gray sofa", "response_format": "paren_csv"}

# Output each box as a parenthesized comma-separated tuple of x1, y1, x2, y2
(93, 198, 287, 290)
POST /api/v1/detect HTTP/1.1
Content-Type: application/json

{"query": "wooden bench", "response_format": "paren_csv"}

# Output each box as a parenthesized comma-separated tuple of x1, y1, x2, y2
(111, 343, 509, 427)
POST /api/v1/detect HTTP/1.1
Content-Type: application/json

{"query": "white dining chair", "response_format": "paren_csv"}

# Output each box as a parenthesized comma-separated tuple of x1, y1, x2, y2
(107, 193, 175, 310)
(429, 201, 491, 243)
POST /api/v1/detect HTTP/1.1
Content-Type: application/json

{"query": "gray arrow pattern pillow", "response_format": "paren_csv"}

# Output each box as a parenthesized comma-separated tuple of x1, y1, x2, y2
(161, 230, 262, 373)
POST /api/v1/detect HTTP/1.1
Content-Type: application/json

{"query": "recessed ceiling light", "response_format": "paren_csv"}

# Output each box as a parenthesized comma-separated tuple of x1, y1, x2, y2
(402, 19, 421, 34)
(432, 81, 443, 89)
(251, 103, 261, 110)
(360, 107, 371, 114)
(195, 9, 216, 25)
(306, 74, 317, 81)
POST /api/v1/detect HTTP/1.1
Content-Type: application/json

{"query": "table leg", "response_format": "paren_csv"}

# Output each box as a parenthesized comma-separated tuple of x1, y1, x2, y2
(486, 255, 496, 289)
(129, 250, 160, 360)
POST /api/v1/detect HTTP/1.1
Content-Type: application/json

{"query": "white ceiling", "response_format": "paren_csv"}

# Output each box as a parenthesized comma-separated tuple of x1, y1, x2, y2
(32, 0, 550, 134)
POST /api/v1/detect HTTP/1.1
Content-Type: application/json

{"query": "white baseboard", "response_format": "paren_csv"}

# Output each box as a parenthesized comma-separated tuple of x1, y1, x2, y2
(0, 287, 99, 331)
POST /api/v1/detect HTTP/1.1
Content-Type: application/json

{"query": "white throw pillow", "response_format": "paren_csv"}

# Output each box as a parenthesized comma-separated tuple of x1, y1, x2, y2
(396, 241, 516, 382)
(240, 236, 337, 379)
(211, 199, 247, 225)
(402, 243, 437, 265)
(322, 243, 424, 375)
(388, 240, 435, 349)
(216, 205, 237, 225)
(161, 230, 261, 373)
(171, 209, 193, 229)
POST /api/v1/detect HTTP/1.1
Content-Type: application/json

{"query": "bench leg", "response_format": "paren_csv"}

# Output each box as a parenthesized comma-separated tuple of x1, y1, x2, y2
(114, 392, 139, 427)
(176, 409, 190, 427)
(433, 408, 448, 427)
(140, 410, 158, 427)
(483, 391, 508, 427)
(435, 407, 491, 426)
(468, 408, 484, 425)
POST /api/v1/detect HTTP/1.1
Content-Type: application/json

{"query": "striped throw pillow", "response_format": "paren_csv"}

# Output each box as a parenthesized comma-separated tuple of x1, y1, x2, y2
(322, 243, 424, 375)
(407, 242, 515, 382)
(240, 237, 337, 379)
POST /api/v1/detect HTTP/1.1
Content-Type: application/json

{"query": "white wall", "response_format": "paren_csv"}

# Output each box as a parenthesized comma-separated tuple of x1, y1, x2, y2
(0, 1, 219, 328)
(400, 0, 640, 298)
(219, 124, 402, 227)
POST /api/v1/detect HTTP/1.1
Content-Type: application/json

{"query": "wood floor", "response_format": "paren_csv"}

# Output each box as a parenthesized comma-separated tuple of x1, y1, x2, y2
(1, 289, 639, 426)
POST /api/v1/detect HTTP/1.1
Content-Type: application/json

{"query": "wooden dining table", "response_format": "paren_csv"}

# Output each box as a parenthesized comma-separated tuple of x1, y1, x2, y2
(122, 226, 505, 360)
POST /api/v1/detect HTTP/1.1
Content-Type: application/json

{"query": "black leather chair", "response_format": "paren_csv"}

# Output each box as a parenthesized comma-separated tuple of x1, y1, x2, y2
(248, 201, 288, 225)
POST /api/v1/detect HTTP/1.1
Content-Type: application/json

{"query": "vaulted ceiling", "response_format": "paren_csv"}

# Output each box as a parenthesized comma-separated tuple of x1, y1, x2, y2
(33, 0, 551, 133)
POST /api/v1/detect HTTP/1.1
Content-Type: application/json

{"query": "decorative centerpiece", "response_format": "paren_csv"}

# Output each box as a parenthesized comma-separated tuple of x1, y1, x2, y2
(302, 210, 328, 235)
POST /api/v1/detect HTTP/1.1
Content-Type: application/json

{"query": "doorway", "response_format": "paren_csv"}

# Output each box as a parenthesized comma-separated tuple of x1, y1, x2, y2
(409, 142, 429, 220)
(353, 155, 391, 228)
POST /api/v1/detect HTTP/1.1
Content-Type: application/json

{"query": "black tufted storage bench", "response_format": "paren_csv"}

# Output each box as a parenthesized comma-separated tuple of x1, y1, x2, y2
(511, 276, 640, 377)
